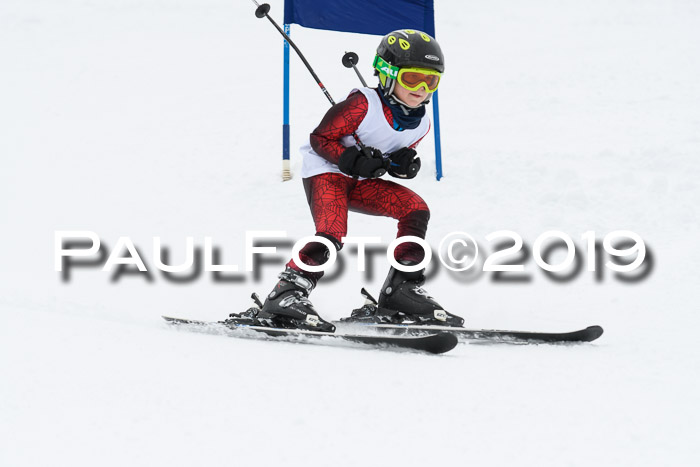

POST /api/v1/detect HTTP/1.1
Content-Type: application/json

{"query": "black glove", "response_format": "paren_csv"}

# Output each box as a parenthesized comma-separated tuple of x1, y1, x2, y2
(387, 147, 421, 179)
(338, 146, 387, 179)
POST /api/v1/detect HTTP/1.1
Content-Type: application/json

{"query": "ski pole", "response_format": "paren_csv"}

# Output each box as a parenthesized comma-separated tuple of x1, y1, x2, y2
(342, 51, 414, 175)
(251, 1, 386, 178)
(341, 52, 368, 87)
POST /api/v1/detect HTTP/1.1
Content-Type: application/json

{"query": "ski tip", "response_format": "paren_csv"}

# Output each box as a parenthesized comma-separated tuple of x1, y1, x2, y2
(584, 325, 604, 342)
(162, 316, 208, 326)
(428, 332, 459, 354)
(162, 315, 189, 324)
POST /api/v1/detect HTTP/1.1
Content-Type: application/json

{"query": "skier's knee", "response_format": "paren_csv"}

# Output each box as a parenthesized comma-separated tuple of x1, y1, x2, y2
(316, 232, 343, 251)
(399, 210, 430, 238)
(299, 232, 343, 266)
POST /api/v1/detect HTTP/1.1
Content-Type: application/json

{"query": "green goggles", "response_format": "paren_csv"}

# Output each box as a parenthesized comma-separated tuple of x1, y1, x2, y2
(373, 55, 442, 93)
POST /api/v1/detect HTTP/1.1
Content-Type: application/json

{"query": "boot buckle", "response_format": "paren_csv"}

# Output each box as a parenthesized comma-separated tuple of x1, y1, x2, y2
(434, 310, 448, 321)
(305, 314, 320, 326)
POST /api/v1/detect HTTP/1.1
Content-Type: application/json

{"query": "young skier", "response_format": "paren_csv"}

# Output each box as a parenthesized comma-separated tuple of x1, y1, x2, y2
(255, 30, 464, 331)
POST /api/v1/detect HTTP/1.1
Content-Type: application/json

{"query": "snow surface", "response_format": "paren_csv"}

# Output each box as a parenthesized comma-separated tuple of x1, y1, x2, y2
(2, 0, 700, 466)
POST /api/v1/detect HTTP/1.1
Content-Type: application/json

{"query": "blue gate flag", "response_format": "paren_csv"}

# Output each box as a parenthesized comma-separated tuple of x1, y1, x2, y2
(280, 0, 444, 180)
(284, 0, 435, 37)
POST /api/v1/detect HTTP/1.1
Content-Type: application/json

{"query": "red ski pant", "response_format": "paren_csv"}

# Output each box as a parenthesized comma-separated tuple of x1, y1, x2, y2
(288, 172, 430, 281)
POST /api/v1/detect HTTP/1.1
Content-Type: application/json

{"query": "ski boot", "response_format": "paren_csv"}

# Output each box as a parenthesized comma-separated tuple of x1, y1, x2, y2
(377, 264, 464, 326)
(250, 267, 335, 333)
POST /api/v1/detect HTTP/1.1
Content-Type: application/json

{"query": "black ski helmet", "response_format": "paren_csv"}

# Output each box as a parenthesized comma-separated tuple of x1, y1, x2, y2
(377, 29, 444, 73)
(374, 29, 444, 104)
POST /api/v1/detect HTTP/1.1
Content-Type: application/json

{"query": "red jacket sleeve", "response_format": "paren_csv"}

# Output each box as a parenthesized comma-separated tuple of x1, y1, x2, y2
(309, 90, 368, 165)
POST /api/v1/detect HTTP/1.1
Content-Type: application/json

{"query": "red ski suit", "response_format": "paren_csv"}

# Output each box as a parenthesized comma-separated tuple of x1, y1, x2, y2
(289, 88, 431, 281)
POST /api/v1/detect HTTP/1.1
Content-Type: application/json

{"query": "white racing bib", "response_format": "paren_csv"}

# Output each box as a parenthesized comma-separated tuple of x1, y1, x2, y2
(300, 87, 430, 179)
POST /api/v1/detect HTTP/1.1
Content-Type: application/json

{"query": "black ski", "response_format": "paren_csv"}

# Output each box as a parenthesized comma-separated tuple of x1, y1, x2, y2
(162, 316, 458, 354)
(336, 322, 604, 344)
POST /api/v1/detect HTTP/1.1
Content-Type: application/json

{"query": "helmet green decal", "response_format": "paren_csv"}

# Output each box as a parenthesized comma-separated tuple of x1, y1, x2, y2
(373, 54, 399, 79)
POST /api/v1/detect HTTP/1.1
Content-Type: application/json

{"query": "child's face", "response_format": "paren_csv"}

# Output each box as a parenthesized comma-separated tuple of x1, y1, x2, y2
(393, 81, 428, 108)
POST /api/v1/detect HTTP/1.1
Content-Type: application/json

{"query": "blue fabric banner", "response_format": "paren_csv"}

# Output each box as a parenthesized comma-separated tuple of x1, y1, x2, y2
(281, 0, 443, 180)
(284, 0, 435, 36)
